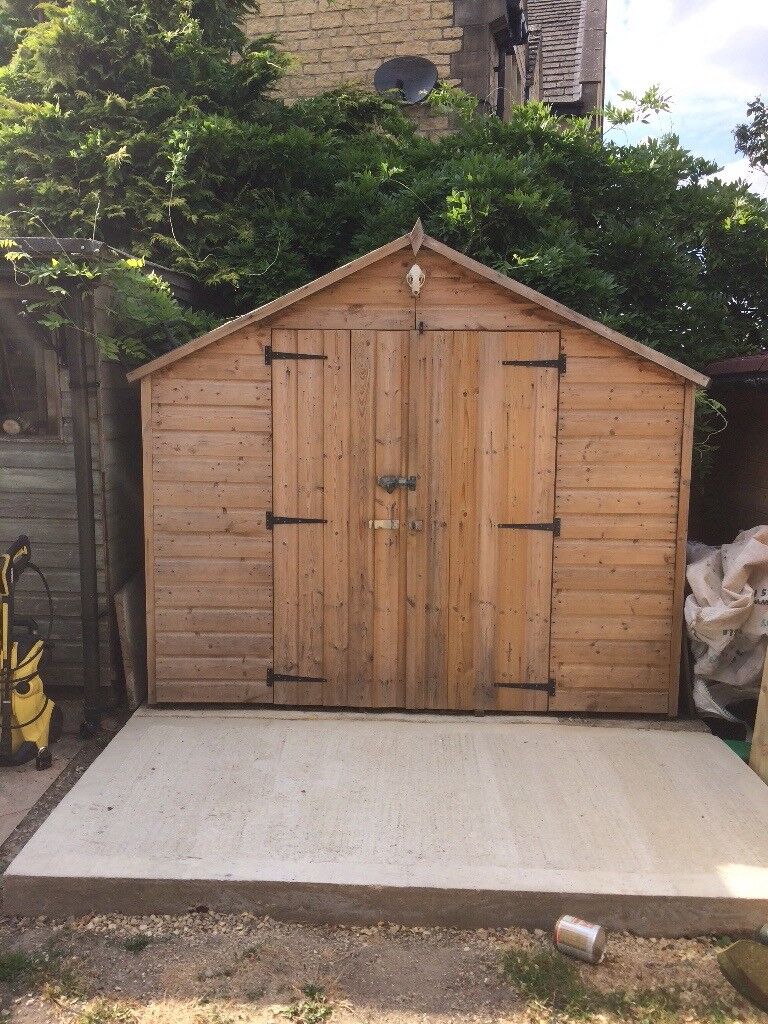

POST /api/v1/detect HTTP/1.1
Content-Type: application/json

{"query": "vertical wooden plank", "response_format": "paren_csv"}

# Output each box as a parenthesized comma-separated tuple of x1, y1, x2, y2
(271, 329, 298, 705)
(495, 332, 559, 712)
(474, 333, 503, 711)
(447, 331, 479, 711)
(407, 331, 454, 709)
(406, 330, 426, 706)
(141, 376, 157, 704)
(323, 330, 351, 707)
(294, 330, 324, 705)
(347, 329, 376, 706)
(667, 382, 695, 717)
(372, 331, 406, 707)
(397, 329, 410, 704)
(529, 334, 559, 702)
(496, 338, 529, 708)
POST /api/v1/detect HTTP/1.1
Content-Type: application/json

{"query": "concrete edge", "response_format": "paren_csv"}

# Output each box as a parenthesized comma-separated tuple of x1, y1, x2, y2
(134, 707, 707, 732)
(3, 874, 765, 937)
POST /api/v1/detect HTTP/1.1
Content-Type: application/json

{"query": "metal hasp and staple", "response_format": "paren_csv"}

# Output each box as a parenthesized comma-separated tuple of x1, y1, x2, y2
(377, 474, 417, 493)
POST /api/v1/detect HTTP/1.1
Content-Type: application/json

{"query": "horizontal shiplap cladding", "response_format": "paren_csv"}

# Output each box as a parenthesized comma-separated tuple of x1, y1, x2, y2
(149, 327, 273, 693)
(550, 330, 686, 711)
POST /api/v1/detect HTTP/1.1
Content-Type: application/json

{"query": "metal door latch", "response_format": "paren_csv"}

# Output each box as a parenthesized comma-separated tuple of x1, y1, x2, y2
(377, 475, 416, 493)
(369, 519, 400, 530)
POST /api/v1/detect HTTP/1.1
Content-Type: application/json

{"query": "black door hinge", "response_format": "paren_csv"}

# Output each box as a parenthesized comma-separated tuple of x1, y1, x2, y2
(498, 518, 560, 536)
(266, 511, 327, 529)
(267, 668, 326, 688)
(265, 345, 328, 366)
(494, 679, 556, 696)
(502, 354, 566, 373)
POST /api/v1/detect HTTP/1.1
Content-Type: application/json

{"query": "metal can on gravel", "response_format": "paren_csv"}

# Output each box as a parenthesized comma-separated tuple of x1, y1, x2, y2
(755, 923, 768, 946)
(553, 915, 607, 964)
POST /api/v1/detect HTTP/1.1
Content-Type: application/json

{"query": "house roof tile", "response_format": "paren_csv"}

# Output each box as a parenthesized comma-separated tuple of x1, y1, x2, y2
(526, 0, 584, 104)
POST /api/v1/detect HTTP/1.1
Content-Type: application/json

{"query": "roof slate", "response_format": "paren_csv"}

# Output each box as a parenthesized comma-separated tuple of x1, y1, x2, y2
(526, 0, 584, 104)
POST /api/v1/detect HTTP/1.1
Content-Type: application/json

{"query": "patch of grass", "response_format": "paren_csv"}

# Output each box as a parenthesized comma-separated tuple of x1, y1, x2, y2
(502, 946, 684, 1022)
(0, 947, 81, 1000)
(73, 1001, 136, 1024)
(280, 984, 333, 1024)
(0, 950, 43, 984)
(121, 935, 153, 954)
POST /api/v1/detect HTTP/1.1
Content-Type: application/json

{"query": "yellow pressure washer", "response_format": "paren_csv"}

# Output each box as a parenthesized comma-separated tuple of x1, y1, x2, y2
(1, 536, 62, 770)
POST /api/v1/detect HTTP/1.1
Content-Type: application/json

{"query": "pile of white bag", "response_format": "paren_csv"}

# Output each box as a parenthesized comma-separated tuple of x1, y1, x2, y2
(685, 525, 768, 724)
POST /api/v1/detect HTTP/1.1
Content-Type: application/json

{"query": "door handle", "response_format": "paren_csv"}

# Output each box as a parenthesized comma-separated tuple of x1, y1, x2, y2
(377, 475, 416, 494)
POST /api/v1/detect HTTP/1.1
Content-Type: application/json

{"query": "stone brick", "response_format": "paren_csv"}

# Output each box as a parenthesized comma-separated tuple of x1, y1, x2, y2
(309, 10, 344, 28)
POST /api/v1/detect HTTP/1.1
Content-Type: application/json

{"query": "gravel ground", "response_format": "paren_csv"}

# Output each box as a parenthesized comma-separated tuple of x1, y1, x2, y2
(0, 912, 761, 1024)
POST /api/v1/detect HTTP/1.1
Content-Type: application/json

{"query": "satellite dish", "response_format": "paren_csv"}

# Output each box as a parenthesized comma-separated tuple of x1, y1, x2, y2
(374, 56, 438, 105)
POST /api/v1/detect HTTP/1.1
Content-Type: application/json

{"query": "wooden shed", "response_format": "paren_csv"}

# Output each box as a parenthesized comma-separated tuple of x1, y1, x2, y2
(128, 224, 708, 716)
(1, 245, 140, 713)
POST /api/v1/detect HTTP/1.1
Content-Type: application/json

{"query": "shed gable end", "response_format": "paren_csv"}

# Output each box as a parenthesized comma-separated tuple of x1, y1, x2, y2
(128, 230, 708, 387)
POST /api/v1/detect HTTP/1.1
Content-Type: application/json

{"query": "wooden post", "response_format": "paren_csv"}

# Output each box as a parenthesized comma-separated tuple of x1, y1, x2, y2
(750, 651, 768, 784)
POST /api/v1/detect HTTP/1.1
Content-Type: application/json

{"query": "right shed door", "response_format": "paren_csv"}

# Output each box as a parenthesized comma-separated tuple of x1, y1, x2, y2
(405, 330, 560, 711)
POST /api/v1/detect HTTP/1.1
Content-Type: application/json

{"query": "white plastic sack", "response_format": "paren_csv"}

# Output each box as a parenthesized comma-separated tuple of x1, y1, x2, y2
(685, 525, 768, 718)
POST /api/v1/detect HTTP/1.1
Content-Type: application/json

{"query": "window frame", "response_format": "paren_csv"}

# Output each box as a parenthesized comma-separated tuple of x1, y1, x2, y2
(0, 328, 63, 441)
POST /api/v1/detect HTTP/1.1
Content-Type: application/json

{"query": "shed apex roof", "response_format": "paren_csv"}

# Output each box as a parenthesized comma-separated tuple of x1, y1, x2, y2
(127, 225, 709, 387)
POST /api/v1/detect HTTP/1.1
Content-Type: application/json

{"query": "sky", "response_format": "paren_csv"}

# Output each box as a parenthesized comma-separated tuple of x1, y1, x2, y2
(605, 0, 768, 195)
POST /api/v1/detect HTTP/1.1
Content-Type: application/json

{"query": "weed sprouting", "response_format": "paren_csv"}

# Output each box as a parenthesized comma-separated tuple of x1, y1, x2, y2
(0, 950, 43, 984)
(502, 946, 685, 1021)
(72, 1000, 136, 1024)
(122, 935, 153, 954)
(280, 984, 333, 1024)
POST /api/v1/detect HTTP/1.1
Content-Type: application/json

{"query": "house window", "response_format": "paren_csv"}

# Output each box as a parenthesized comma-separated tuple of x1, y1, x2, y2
(0, 328, 61, 437)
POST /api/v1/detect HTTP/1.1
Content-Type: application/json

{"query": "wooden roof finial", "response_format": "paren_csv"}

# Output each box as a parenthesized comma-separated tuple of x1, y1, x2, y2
(409, 218, 425, 254)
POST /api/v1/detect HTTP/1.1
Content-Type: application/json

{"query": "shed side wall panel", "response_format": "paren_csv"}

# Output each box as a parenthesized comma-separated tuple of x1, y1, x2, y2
(148, 326, 273, 703)
(550, 328, 687, 714)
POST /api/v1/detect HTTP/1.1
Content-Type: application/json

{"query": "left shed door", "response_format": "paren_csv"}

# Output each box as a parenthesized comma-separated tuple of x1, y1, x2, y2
(271, 328, 410, 707)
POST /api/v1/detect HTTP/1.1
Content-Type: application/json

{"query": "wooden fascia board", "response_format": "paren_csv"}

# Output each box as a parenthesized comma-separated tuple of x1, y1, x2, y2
(420, 237, 710, 388)
(128, 227, 709, 388)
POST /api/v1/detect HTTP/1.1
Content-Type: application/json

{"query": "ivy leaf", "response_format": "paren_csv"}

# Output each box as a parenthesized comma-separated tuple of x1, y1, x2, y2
(37, 311, 70, 331)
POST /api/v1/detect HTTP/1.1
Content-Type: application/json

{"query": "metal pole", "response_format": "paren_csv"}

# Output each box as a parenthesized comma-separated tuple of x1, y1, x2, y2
(64, 293, 101, 735)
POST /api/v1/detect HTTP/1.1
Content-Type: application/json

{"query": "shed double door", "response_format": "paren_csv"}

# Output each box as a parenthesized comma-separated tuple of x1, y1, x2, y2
(271, 328, 559, 711)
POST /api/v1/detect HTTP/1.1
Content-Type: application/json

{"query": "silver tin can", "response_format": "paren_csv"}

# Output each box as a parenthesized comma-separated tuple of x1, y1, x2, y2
(755, 923, 768, 946)
(553, 915, 607, 964)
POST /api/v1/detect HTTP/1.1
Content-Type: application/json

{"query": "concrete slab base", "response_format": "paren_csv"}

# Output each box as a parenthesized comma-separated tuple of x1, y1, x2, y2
(5, 708, 768, 935)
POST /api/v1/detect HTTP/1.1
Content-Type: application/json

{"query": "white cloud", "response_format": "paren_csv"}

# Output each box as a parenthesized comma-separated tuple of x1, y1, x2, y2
(606, 0, 768, 174)
(709, 157, 768, 198)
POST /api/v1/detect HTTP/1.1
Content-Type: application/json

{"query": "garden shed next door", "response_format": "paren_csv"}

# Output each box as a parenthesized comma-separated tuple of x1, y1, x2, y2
(129, 223, 708, 715)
